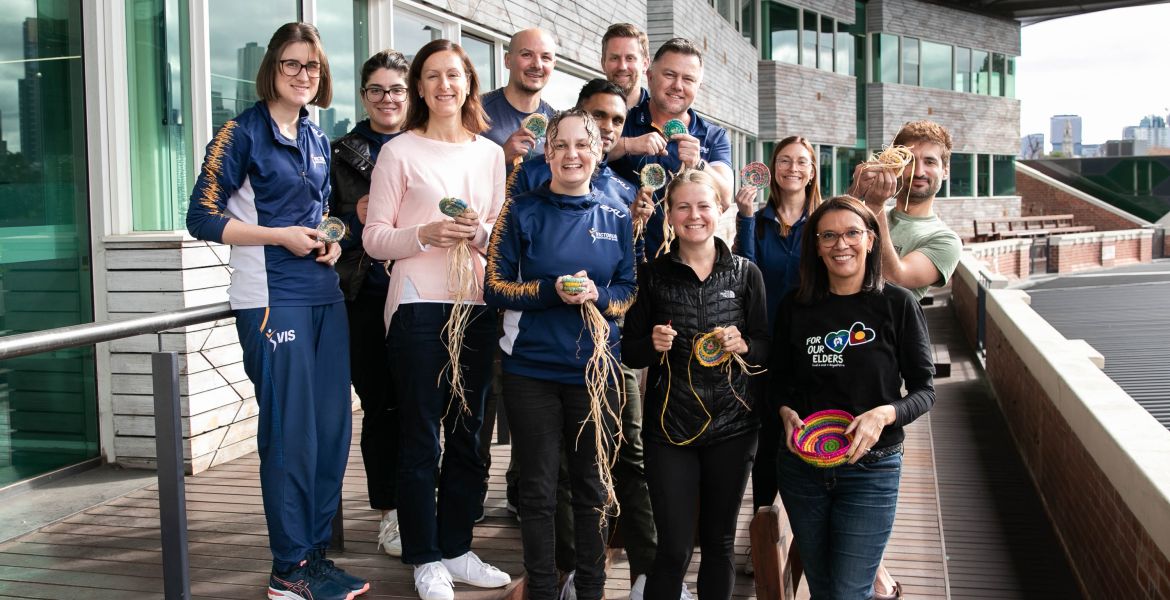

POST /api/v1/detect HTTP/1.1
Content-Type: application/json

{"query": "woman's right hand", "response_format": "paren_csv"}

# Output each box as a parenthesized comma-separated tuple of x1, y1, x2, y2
(419, 218, 477, 248)
(651, 323, 677, 352)
(276, 226, 325, 257)
(734, 186, 758, 218)
(779, 406, 805, 454)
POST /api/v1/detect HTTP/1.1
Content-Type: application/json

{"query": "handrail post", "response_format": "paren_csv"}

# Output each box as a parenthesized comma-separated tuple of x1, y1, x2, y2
(153, 351, 191, 600)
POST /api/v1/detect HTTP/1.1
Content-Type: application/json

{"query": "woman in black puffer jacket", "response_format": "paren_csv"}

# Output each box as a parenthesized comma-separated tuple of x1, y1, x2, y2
(622, 169, 770, 600)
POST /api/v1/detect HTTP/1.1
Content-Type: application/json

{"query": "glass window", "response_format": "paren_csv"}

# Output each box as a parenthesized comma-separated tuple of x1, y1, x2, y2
(127, 0, 193, 231)
(819, 144, 833, 194)
(1004, 56, 1016, 98)
(901, 37, 919, 86)
(461, 33, 495, 94)
(769, 3, 799, 64)
(873, 34, 899, 83)
(0, 0, 98, 487)
(993, 155, 1016, 195)
(949, 153, 973, 196)
(818, 16, 834, 71)
(835, 21, 854, 76)
(393, 9, 444, 64)
(991, 53, 1004, 97)
(540, 68, 588, 112)
(977, 154, 991, 196)
(801, 11, 817, 68)
(718, 0, 735, 27)
(954, 46, 971, 93)
(317, 1, 368, 140)
(208, 0, 298, 131)
(920, 40, 951, 90)
(973, 49, 989, 95)
(741, 0, 755, 46)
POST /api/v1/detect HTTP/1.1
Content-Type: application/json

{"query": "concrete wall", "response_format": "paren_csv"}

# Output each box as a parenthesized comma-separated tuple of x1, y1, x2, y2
(758, 62, 855, 146)
(866, 83, 1020, 155)
(951, 255, 1170, 599)
(867, 0, 1020, 56)
(932, 195, 1020, 241)
(965, 239, 1031, 280)
(1016, 163, 1154, 232)
(647, 0, 759, 134)
(1048, 229, 1154, 274)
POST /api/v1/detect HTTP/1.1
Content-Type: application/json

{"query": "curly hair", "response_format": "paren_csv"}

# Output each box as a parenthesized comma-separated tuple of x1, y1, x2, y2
(546, 107, 603, 165)
(892, 120, 953, 165)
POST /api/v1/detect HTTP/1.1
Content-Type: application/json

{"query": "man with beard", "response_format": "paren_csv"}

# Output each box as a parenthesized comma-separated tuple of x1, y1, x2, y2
(600, 23, 669, 162)
(848, 119, 962, 302)
(482, 28, 558, 166)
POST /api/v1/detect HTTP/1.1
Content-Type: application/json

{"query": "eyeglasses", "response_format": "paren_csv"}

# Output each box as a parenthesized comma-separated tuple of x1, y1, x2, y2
(776, 157, 812, 169)
(279, 60, 322, 78)
(362, 86, 408, 103)
(816, 229, 869, 246)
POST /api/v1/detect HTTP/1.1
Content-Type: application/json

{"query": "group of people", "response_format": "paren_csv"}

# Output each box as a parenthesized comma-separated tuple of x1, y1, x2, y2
(186, 18, 962, 600)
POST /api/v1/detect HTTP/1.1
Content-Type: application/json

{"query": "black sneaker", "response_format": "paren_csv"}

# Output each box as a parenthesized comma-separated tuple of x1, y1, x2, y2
(312, 549, 369, 596)
(268, 558, 354, 600)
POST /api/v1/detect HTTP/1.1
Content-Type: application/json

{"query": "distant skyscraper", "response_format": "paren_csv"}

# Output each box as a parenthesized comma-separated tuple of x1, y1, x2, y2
(1050, 114, 1082, 156)
(1122, 114, 1170, 154)
(236, 41, 264, 113)
(333, 118, 351, 139)
(1020, 133, 1044, 159)
(319, 108, 336, 140)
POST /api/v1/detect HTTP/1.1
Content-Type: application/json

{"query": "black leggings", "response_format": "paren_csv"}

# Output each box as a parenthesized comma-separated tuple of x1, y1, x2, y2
(643, 433, 757, 600)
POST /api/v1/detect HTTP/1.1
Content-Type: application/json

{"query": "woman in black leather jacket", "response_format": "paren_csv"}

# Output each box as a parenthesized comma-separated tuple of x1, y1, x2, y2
(328, 49, 409, 558)
(622, 169, 769, 600)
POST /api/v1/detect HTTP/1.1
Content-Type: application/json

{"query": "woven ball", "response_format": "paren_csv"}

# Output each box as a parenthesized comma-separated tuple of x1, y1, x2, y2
(316, 216, 346, 243)
(792, 409, 854, 468)
(639, 164, 667, 190)
(522, 113, 548, 138)
(739, 161, 771, 189)
(439, 197, 468, 217)
(663, 119, 687, 138)
(561, 276, 587, 295)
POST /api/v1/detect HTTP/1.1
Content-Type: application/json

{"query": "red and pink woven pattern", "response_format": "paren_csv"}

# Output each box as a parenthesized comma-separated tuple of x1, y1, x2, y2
(792, 409, 854, 468)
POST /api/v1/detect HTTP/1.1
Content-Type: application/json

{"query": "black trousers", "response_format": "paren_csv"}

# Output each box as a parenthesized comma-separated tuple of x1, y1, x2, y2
(644, 432, 758, 600)
(502, 372, 617, 600)
(752, 379, 781, 510)
(347, 292, 398, 510)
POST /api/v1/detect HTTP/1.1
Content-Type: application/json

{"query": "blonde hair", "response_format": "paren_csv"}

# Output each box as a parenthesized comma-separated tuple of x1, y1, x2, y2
(657, 168, 722, 256)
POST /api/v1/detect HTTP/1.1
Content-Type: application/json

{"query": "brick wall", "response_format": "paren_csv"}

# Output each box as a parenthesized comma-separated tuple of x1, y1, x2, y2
(1016, 165, 1151, 232)
(966, 240, 1031, 280)
(758, 62, 855, 145)
(868, 0, 1020, 56)
(867, 83, 1020, 155)
(1048, 230, 1153, 274)
(932, 195, 1020, 240)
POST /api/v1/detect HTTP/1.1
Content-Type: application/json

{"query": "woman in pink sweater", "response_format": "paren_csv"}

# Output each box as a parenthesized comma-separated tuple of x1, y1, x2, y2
(363, 39, 507, 600)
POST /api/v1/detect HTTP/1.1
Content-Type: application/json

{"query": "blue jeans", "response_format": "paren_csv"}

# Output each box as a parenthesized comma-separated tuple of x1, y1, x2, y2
(777, 450, 902, 600)
(387, 303, 494, 565)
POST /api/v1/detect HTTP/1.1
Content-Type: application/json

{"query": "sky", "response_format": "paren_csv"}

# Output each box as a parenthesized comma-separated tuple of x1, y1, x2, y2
(1016, 3, 1170, 149)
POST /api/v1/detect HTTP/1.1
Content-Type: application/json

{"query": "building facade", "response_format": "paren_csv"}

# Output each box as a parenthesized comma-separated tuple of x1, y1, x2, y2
(1051, 113, 1083, 156)
(0, 0, 1022, 483)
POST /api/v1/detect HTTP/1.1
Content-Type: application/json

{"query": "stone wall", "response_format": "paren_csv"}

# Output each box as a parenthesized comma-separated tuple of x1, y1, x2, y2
(867, 0, 1020, 56)
(758, 62, 855, 146)
(866, 83, 1020, 155)
(932, 195, 1020, 241)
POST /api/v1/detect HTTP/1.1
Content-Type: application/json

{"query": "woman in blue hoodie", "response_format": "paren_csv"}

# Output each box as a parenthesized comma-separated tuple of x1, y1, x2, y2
(484, 108, 637, 600)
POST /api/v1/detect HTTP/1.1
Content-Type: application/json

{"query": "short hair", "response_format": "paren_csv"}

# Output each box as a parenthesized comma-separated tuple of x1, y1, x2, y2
(546, 107, 603, 164)
(602, 23, 649, 61)
(402, 39, 489, 135)
(764, 136, 822, 238)
(796, 196, 884, 304)
(256, 22, 332, 108)
(892, 120, 953, 165)
(653, 37, 703, 66)
(360, 49, 409, 88)
(575, 78, 626, 108)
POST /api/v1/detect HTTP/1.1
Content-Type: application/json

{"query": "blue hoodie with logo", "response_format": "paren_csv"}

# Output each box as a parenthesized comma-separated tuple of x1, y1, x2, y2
(484, 184, 637, 385)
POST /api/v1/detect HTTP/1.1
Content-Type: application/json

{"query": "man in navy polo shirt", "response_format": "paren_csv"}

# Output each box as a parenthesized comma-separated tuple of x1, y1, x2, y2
(481, 28, 558, 167)
(611, 37, 734, 260)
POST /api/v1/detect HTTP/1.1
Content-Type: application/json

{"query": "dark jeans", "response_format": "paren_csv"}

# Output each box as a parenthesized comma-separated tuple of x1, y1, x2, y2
(777, 450, 902, 600)
(644, 433, 757, 600)
(503, 372, 617, 600)
(387, 303, 493, 565)
(347, 292, 398, 510)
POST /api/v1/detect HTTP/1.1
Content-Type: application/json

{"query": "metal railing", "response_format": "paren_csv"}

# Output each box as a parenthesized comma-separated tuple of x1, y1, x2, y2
(0, 302, 232, 600)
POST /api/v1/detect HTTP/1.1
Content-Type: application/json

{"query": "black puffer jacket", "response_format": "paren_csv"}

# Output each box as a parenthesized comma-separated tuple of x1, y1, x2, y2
(330, 126, 380, 300)
(623, 238, 770, 447)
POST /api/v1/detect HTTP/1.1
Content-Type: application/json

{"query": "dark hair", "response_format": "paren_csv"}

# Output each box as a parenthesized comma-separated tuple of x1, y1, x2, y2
(796, 195, 883, 304)
(256, 22, 332, 108)
(892, 119, 953, 166)
(360, 49, 409, 87)
(602, 23, 649, 61)
(653, 37, 703, 66)
(575, 78, 625, 108)
(762, 136, 822, 239)
(402, 39, 489, 134)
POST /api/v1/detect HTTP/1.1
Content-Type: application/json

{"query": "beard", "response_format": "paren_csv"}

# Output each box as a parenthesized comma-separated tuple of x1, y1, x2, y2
(515, 72, 547, 93)
(612, 71, 640, 96)
(905, 176, 941, 203)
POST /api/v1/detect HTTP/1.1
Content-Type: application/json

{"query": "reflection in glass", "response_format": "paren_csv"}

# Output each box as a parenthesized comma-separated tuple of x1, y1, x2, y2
(901, 37, 919, 86)
(973, 49, 989, 95)
(949, 153, 973, 196)
(977, 154, 990, 196)
(993, 155, 1015, 196)
(208, 0, 298, 130)
(317, 1, 368, 140)
(835, 21, 853, 76)
(540, 68, 586, 112)
(768, 3, 799, 64)
(835, 147, 866, 196)
(819, 144, 833, 195)
(954, 46, 971, 93)
(818, 16, 833, 71)
(0, 0, 97, 486)
(801, 11, 816, 68)
(920, 40, 951, 90)
(991, 53, 1005, 98)
(461, 33, 494, 94)
(873, 34, 899, 83)
(394, 10, 443, 64)
(1004, 57, 1015, 98)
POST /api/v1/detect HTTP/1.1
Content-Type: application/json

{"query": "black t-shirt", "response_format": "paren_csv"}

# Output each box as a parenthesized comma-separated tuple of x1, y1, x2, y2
(769, 284, 935, 449)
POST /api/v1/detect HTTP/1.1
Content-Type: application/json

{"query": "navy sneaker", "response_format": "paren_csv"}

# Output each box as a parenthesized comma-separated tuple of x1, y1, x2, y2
(312, 549, 370, 596)
(268, 558, 355, 600)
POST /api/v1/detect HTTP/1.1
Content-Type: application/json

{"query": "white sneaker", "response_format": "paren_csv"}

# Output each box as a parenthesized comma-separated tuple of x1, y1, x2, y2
(559, 570, 577, 600)
(680, 583, 694, 600)
(630, 574, 646, 600)
(441, 551, 511, 588)
(378, 510, 402, 557)
(413, 562, 454, 600)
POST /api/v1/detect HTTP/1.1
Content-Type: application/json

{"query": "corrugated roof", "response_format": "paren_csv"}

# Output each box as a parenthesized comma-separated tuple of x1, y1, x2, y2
(1025, 262, 1170, 429)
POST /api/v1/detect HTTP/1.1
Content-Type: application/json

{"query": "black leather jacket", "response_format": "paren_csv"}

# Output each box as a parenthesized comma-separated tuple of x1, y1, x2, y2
(330, 128, 381, 300)
(622, 238, 770, 446)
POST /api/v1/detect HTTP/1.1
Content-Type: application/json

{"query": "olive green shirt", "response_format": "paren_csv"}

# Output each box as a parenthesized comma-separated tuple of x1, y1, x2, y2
(887, 208, 962, 301)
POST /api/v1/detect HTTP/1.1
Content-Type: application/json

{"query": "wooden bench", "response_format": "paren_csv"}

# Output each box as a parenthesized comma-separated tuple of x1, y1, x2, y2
(994, 224, 1096, 240)
(972, 214, 1083, 241)
(750, 505, 803, 600)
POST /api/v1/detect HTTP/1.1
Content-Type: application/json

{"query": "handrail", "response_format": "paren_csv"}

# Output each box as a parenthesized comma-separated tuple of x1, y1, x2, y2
(0, 302, 232, 360)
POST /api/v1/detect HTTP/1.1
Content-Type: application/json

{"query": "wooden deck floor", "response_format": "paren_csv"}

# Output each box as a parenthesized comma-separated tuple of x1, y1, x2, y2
(0, 299, 1079, 599)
